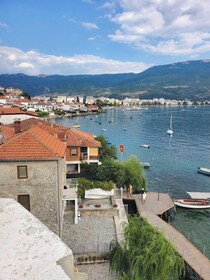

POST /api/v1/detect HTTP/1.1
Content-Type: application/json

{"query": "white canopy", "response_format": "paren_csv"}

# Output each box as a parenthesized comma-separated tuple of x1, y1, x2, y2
(187, 192, 210, 199)
(85, 188, 114, 199)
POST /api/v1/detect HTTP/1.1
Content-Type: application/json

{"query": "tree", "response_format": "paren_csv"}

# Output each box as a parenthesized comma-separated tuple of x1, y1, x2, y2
(109, 216, 185, 280)
(96, 159, 125, 183)
(35, 110, 49, 117)
(21, 92, 31, 100)
(121, 156, 146, 192)
(96, 156, 146, 193)
(95, 135, 117, 162)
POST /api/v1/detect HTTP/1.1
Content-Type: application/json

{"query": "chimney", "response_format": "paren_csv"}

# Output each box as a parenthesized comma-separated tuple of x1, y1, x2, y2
(14, 118, 21, 134)
(57, 132, 67, 142)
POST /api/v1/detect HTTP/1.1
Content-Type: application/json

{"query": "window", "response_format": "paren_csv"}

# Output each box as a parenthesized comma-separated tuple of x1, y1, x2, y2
(17, 165, 28, 179)
(70, 148, 77, 157)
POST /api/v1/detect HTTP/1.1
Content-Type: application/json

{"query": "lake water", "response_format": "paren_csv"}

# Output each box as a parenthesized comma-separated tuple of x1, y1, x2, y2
(55, 106, 210, 262)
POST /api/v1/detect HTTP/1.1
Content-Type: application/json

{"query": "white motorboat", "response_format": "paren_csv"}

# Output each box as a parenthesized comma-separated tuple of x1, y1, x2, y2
(167, 114, 173, 135)
(140, 144, 150, 148)
(197, 167, 210, 176)
(143, 162, 150, 168)
(174, 198, 210, 209)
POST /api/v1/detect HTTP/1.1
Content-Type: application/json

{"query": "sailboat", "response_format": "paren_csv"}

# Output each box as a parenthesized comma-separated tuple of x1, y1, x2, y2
(167, 114, 173, 135)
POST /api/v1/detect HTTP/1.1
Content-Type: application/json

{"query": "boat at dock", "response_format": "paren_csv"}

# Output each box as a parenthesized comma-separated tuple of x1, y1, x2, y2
(197, 167, 210, 176)
(174, 198, 210, 209)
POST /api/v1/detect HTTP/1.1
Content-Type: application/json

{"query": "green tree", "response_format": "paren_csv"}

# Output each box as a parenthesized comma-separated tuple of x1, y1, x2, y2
(21, 92, 31, 100)
(96, 156, 145, 193)
(95, 135, 117, 162)
(122, 156, 146, 192)
(96, 159, 126, 184)
(109, 216, 185, 280)
(35, 110, 49, 117)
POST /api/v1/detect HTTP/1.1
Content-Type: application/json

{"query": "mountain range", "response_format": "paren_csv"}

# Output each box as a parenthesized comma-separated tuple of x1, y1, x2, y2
(1, 60, 210, 100)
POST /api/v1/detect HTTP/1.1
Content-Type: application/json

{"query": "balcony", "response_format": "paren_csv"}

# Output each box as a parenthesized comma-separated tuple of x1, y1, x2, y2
(89, 155, 99, 160)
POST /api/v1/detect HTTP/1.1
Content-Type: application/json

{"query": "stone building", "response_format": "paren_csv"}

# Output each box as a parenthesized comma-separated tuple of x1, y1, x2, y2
(0, 125, 66, 236)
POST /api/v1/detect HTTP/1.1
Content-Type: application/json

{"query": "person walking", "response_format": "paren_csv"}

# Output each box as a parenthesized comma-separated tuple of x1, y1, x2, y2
(129, 185, 133, 197)
(142, 192, 147, 204)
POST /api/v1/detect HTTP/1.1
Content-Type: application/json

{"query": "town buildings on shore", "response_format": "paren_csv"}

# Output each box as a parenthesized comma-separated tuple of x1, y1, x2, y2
(1, 85, 210, 121)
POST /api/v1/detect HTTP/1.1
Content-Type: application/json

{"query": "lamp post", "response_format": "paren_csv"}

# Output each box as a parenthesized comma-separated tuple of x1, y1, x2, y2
(155, 178, 160, 201)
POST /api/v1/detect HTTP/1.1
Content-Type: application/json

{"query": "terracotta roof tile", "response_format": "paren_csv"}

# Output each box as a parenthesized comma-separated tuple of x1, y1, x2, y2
(6, 117, 101, 148)
(0, 126, 15, 142)
(0, 126, 66, 160)
(66, 129, 101, 147)
(7, 117, 66, 132)
(0, 107, 22, 114)
(0, 107, 37, 117)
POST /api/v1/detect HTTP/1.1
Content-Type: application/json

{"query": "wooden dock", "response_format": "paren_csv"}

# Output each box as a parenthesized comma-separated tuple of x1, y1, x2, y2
(133, 193, 210, 280)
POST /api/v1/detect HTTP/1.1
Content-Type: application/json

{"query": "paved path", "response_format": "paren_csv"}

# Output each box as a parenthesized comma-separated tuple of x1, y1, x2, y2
(77, 263, 117, 280)
(62, 199, 119, 279)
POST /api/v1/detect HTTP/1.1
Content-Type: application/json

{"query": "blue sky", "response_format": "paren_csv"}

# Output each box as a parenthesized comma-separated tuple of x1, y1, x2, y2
(1, 0, 210, 75)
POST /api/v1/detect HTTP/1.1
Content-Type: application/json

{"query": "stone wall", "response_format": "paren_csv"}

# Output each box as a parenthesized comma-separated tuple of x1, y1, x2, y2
(0, 159, 66, 235)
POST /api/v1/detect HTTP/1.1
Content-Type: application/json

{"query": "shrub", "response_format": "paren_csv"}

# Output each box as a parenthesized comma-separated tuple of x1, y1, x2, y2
(77, 178, 113, 198)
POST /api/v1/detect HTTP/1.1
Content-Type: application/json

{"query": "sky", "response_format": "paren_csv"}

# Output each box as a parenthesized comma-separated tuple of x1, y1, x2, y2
(1, 0, 210, 76)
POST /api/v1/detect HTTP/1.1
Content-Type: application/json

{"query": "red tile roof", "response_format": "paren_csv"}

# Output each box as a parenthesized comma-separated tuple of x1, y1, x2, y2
(7, 117, 65, 132)
(6, 117, 101, 148)
(0, 107, 37, 116)
(0, 107, 22, 114)
(0, 126, 15, 142)
(0, 126, 66, 160)
(66, 129, 101, 147)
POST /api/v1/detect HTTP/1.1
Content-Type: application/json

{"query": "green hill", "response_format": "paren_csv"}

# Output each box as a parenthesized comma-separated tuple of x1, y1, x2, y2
(1, 60, 210, 100)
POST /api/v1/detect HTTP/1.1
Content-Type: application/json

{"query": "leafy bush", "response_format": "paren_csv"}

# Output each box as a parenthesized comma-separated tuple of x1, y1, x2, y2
(77, 178, 113, 198)
(77, 178, 93, 198)
(93, 180, 113, 191)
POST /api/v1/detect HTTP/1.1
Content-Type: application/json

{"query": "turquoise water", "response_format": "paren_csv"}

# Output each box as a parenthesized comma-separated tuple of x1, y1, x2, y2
(55, 106, 210, 260)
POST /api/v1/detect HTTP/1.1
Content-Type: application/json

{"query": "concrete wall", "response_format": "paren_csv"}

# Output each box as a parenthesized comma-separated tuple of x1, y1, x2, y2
(0, 158, 66, 235)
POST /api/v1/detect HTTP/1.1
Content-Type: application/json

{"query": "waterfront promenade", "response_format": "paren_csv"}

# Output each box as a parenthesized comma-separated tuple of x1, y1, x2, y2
(134, 193, 210, 280)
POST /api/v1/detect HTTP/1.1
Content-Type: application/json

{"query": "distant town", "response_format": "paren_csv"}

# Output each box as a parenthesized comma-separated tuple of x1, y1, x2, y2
(0, 86, 210, 119)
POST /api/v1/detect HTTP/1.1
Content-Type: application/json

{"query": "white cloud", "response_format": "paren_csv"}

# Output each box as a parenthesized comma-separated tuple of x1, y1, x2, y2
(108, 0, 210, 57)
(82, 22, 98, 29)
(0, 22, 8, 29)
(0, 46, 150, 75)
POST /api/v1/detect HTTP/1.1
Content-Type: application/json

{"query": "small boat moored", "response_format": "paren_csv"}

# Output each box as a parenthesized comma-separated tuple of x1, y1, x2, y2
(174, 198, 210, 209)
(140, 144, 150, 148)
(72, 124, 80, 129)
(142, 162, 150, 168)
(197, 167, 210, 176)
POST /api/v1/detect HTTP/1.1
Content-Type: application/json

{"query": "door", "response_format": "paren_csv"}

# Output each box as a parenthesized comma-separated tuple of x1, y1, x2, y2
(18, 194, 30, 211)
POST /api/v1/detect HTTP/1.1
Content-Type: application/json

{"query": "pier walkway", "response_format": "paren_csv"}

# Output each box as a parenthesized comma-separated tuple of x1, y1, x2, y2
(133, 193, 210, 280)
